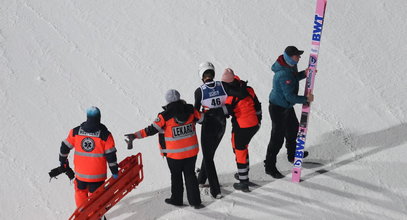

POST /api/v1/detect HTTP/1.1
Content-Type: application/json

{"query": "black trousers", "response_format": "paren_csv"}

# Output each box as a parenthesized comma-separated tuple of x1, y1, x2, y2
(232, 125, 259, 181)
(197, 115, 226, 197)
(166, 156, 201, 206)
(265, 103, 299, 167)
(76, 178, 104, 193)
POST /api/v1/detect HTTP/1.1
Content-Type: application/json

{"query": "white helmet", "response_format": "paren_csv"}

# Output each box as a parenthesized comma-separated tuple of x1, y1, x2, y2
(198, 62, 215, 79)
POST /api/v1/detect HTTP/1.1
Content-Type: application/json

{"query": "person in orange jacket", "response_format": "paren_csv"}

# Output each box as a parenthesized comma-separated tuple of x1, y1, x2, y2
(221, 68, 262, 192)
(125, 89, 204, 209)
(58, 106, 119, 208)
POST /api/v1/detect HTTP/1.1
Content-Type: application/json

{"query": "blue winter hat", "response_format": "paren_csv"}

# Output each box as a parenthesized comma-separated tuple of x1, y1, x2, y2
(86, 106, 101, 118)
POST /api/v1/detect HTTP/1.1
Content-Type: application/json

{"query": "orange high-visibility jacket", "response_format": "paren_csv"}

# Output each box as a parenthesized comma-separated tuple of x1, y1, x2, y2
(225, 78, 262, 129)
(135, 103, 203, 159)
(64, 126, 116, 182)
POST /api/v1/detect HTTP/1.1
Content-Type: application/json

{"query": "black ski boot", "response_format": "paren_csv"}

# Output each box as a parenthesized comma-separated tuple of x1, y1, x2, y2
(164, 198, 183, 207)
(233, 180, 250, 192)
(193, 204, 205, 209)
(234, 173, 257, 187)
(288, 151, 309, 163)
(266, 167, 284, 179)
(264, 160, 284, 179)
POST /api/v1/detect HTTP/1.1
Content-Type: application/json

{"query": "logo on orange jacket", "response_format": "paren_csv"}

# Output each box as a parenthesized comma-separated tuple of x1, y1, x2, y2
(81, 137, 95, 152)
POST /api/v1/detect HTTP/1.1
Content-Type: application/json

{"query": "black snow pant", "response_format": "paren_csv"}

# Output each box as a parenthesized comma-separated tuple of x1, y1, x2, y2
(232, 125, 259, 182)
(166, 156, 201, 206)
(265, 103, 299, 169)
(76, 178, 104, 193)
(197, 114, 226, 197)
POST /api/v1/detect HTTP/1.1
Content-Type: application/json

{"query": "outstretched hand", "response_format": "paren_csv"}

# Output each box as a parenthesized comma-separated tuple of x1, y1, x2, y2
(124, 133, 136, 141)
(124, 133, 136, 149)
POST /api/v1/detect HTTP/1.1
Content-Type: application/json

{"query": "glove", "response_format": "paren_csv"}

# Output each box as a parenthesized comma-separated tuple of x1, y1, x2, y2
(65, 167, 75, 180)
(60, 161, 75, 180)
(112, 174, 119, 179)
(59, 161, 69, 173)
(49, 162, 74, 181)
(60, 159, 68, 166)
(125, 133, 136, 141)
(124, 133, 136, 150)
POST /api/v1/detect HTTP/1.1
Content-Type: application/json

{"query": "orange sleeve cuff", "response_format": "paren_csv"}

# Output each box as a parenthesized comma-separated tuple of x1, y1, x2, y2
(135, 129, 147, 139)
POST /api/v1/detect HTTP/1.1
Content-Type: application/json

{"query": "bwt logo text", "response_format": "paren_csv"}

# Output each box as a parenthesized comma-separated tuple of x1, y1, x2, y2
(312, 15, 324, 41)
(295, 135, 306, 157)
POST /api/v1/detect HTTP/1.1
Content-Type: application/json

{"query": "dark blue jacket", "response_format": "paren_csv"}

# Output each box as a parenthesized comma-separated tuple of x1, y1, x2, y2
(269, 55, 307, 108)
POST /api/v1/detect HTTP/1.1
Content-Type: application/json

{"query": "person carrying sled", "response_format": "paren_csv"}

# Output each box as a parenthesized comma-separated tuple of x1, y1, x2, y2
(222, 68, 262, 192)
(58, 107, 119, 208)
(125, 89, 204, 209)
(194, 62, 228, 199)
(265, 46, 314, 179)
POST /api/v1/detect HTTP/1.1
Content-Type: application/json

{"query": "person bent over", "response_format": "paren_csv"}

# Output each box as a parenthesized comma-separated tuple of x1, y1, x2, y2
(222, 69, 261, 192)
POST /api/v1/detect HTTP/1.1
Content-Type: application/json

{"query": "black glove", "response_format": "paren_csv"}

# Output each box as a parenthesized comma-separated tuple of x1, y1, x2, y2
(124, 133, 136, 149)
(49, 162, 75, 181)
(58, 160, 69, 173)
(65, 166, 75, 180)
(49, 167, 63, 179)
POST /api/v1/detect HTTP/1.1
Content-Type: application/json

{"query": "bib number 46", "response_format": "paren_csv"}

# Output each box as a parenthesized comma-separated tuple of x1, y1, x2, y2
(211, 98, 221, 106)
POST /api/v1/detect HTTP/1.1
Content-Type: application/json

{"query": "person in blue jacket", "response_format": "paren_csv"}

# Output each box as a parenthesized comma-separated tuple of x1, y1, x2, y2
(265, 46, 314, 178)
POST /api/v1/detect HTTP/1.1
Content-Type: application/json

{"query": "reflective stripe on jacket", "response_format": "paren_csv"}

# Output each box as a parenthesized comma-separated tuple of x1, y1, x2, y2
(135, 102, 201, 160)
(65, 127, 116, 182)
(158, 112, 199, 159)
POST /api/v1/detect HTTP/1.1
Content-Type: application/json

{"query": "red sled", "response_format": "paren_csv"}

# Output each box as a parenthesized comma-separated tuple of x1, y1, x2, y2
(69, 153, 144, 220)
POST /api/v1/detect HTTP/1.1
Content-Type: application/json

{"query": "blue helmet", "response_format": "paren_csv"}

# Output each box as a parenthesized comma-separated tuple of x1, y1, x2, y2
(86, 106, 101, 118)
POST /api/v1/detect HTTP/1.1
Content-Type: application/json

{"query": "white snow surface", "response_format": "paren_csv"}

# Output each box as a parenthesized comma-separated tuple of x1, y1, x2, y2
(1, 0, 407, 219)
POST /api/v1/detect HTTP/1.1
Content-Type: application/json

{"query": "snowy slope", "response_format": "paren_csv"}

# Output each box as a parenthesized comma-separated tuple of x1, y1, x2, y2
(1, 0, 407, 219)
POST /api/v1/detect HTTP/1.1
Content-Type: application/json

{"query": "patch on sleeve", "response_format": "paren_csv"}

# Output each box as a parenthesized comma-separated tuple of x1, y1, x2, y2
(285, 80, 292, 84)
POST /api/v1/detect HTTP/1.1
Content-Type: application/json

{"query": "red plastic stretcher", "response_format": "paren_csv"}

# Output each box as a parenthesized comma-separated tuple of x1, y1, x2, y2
(69, 153, 144, 220)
